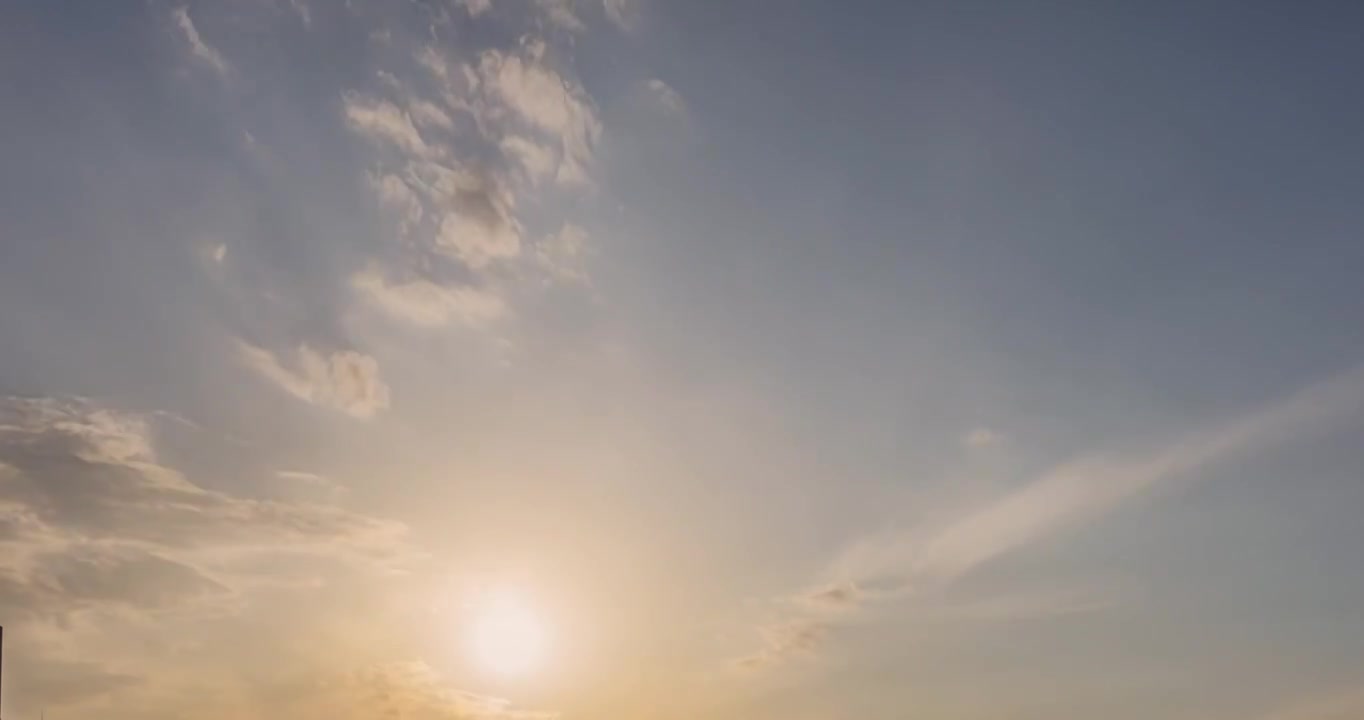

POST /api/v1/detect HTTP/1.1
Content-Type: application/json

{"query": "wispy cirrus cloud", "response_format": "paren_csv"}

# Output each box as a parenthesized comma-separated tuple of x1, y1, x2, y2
(603, 0, 638, 32)
(171, 7, 230, 77)
(0, 396, 426, 715)
(237, 343, 391, 419)
(741, 363, 1364, 669)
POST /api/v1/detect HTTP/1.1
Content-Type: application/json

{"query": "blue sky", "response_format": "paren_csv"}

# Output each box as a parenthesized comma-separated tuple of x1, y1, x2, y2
(2, 2, 1364, 719)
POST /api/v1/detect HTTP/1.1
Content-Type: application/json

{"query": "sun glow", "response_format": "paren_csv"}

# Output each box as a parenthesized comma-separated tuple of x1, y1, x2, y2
(468, 588, 548, 678)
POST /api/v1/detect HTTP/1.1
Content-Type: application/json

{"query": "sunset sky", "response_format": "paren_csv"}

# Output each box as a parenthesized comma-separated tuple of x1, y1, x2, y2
(3, 2, 1364, 719)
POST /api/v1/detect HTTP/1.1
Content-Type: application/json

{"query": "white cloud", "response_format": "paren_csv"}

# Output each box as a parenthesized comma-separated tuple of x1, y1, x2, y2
(342, 93, 431, 159)
(210, 243, 227, 263)
(352, 266, 505, 328)
(237, 342, 391, 419)
(171, 7, 230, 76)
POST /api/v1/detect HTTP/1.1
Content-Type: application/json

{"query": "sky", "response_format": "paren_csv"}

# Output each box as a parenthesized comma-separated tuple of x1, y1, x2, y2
(2, 1, 1364, 719)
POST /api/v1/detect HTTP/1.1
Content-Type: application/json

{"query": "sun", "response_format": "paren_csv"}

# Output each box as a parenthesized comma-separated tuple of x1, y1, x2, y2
(467, 588, 548, 678)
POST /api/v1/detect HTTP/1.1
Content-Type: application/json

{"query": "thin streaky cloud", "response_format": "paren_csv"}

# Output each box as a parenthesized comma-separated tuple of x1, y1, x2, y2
(171, 7, 230, 76)
(835, 362, 1364, 591)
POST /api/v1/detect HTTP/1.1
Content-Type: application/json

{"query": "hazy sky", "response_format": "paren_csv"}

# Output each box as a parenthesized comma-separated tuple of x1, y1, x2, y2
(2, 2, 1364, 719)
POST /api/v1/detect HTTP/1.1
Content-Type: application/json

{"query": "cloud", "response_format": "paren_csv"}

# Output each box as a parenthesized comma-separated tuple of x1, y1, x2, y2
(0, 397, 407, 553)
(796, 582, 863, 612)
(409, 98, 456, 131)
(436, 185, 524, 268)
(352, 266, 506, 328)
(33, 544, 227, 610)
(743, 363, 1364, 669)
(343, 93, 432, 159)
(367, 172, 424, 234)
(263, 661, 558, 720)
(1, 395, 425, 709)
(734, 620, 829, 670)
(171, 7, 230, 76)
(501, 135, 558, 184)
(963, 426, 1001, 449)
(461, 0, 493, 17)
(538, 0, 586, 32)
(646, 78, 684, 114)
(237, 343, 391, 419)
(478, 49, 601, 186)
(603, 0, 637, 32)
(840, 363, 1364, 592)
(536, 223, 590, 283)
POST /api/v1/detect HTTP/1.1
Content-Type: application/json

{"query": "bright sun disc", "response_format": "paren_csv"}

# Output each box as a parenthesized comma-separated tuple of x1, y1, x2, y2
(468, 589, 547, 678)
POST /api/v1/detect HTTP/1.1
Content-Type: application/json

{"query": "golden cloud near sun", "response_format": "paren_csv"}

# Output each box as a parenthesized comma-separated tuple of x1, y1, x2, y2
(467, 587, 549, 678)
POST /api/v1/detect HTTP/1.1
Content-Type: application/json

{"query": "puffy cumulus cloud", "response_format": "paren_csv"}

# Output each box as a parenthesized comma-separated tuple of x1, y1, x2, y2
(353, 266, 506, 328)
(171, 6, 230, 76)
(0, 396, 432, 715)
(237, 343, 391, 419)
